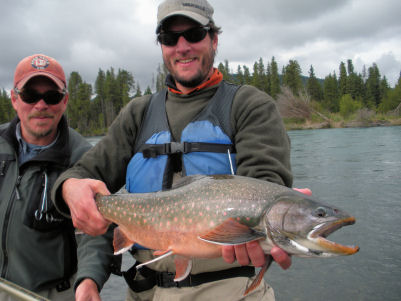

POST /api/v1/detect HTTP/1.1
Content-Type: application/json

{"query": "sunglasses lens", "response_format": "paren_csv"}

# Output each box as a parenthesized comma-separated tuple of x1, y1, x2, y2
(43, 91, 65, 104)
(158, 33, 178, 46)
(19, 89, 64, 105)
(184, 27, 208, 43)
(19, 90, 40, 104)
(158, 27, 209, 46)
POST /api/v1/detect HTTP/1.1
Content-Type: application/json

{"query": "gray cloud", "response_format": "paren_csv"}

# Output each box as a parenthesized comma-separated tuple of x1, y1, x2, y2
(1, 0, 400, 92)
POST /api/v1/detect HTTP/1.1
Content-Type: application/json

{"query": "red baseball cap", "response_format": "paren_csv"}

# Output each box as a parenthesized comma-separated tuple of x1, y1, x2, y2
(13, 54, 66, 90)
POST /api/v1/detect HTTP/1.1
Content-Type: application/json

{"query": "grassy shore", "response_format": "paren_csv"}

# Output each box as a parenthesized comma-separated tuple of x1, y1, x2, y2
(283, 113, 401, 130)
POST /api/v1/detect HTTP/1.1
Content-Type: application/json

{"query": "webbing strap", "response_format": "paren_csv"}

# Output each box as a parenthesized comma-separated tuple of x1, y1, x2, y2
(123, 263, 255, 292)
(141, 142, 236, 158)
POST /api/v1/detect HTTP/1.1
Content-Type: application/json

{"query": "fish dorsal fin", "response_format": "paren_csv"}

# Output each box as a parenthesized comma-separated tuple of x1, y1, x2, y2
(198, 218, 266, 245)
(113, 227, 135, 255)
(170, 175, 207, 190)
(174, 256, 192, 281)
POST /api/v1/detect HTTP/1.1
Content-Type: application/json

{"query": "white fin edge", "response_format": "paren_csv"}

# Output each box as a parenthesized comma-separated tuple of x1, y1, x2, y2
(174, 260, 192, 282)
(136, 250, 174, 270)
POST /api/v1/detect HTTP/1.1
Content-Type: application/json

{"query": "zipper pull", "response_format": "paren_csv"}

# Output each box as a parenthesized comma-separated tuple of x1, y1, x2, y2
(15, 176, 22, 200)
(0, 160, 6, 176)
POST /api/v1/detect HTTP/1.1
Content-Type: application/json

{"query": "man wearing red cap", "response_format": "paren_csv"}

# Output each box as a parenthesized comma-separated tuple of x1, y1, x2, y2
(0, 54, 116, 300)
(52, 0, 296, 300)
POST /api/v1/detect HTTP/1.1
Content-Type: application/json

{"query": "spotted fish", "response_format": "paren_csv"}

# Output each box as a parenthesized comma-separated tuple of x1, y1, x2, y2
(95, 174, 359, 295)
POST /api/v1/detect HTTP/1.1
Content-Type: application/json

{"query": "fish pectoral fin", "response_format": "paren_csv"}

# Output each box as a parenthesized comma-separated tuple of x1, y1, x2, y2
(113, 227, 135, 255)
(244, 255, 272, 296)
(174, 256, 192, 282)
(136, 250, 174, 270)
(198, 218, 265, 245)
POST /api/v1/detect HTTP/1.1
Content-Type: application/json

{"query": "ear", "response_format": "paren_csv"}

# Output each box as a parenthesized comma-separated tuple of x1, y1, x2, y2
(10, 89, 18, 110)
(212, 33, 218, 51)
(63, 92, 69, 105)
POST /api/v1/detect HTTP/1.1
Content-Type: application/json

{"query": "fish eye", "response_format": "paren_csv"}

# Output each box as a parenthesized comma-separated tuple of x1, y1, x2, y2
(314, 207, 327, 218)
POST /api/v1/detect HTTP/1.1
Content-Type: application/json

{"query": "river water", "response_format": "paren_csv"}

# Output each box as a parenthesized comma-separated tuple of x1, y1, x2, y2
(96, 126, 401, 301)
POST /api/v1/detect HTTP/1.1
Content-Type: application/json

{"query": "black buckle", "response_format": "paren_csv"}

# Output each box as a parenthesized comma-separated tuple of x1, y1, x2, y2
(56, 279, 70, 292)
(166, 142, 188, 154)
(142, 147, 159, 158)
(156, 272, 177, 288)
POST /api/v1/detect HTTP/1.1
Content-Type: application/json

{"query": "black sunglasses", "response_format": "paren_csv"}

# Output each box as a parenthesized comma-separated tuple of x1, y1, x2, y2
(157, 26, 210, 46)
(14, 87, 66, 105)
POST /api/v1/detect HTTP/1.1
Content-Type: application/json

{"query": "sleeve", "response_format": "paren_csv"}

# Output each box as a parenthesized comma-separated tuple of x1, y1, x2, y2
(231, 85, 293, 187)
(74, 226, 121, 292)
(51, 96, 151, 215)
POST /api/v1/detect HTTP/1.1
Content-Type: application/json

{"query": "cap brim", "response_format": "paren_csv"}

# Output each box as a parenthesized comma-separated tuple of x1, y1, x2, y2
(16, 72, 65, 90)
(156, 11, 210, 33)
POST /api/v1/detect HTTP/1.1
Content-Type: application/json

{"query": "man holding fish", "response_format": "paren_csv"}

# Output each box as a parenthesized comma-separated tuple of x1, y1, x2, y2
(52, 0, 297, 300)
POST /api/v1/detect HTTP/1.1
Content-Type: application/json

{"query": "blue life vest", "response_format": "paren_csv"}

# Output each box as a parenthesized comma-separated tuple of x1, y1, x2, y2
(126, 81, 240, 193)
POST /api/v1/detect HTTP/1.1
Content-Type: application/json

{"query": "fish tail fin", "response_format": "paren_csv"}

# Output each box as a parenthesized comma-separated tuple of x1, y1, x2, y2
(244, 255, 272, 296)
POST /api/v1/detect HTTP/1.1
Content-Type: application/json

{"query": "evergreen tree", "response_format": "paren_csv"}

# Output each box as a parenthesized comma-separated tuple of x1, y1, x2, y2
(251, 61, 263, 91)
(155, 63, 168, 92)
(116, 69, 135, 108)
(323, 72, 340, 112)
(269, 57, 280, 99)
(243, 65, 251, 85)
(338, 62, 347, 96)
(282, 60, 303, 95)
(134, 84, 142, 98)
(378, 72, 401, 113)
(144, 86, 152, 95)
(104, 68, 118, 126)
(67, 72, 92, 133)
(365, 63, 382, 107)
(0, 89, 14, 123)
(94, 69, 107, 129)
(236, 65, 244, 85)
(306, 65, 323, 101)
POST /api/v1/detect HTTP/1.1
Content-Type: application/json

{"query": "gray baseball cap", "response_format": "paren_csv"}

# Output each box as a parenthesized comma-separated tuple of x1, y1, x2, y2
(156, 0, 214, 33)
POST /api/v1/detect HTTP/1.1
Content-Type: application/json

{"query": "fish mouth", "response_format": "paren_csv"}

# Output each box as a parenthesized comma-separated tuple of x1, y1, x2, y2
(308, 217, 359, 255)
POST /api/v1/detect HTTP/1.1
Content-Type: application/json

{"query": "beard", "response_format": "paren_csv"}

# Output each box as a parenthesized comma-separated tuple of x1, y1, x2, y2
(165, 46, 216, 88)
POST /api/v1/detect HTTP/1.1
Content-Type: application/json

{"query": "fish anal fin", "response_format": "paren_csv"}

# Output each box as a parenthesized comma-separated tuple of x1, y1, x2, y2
(136, 250, 174, 270)
(113, 227, 135, 255)
(199, 217, 265, 245)
(153, 249, 172, 256)
(244, 256, 272, 296)
(174, 256, 192, 282)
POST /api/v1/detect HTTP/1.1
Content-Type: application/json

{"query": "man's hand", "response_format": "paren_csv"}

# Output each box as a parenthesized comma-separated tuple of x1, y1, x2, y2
(62, 178, 110, 236)
(75, 278, 100, 301)
(222, 242, 291, 270)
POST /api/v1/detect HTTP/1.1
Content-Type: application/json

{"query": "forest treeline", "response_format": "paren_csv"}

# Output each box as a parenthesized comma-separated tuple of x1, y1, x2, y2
(1, 57, 400, 135)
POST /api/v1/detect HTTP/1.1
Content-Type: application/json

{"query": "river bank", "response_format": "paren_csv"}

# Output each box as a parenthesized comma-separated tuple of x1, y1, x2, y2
(283, 116, 401, 130)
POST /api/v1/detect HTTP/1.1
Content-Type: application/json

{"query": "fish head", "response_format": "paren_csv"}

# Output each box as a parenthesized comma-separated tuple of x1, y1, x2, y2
(264, 191, 359, 257)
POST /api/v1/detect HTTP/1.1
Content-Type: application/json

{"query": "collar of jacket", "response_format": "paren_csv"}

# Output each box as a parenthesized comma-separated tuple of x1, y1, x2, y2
(0, 115, 71, 168)
(165, 68, 223, 95)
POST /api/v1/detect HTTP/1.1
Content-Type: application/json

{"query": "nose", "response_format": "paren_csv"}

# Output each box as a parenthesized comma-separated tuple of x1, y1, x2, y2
(34, 99, 49, 109)
(175, 35, 191, 52)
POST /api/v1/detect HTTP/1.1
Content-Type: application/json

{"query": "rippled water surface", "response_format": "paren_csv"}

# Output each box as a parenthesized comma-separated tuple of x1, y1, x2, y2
(98, 126, 401, 301)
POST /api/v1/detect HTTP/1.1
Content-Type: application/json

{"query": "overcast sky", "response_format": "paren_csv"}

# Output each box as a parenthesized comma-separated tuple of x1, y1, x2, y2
(1, 0, 401, 92)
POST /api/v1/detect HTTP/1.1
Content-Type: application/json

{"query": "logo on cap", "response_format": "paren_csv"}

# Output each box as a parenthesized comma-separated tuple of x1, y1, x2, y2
(31, 55, 49, 70)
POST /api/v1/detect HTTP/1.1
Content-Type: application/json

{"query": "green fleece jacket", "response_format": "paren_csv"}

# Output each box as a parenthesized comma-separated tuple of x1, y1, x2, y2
(52, 82, 292, 274)
(0, 116, 116, 293)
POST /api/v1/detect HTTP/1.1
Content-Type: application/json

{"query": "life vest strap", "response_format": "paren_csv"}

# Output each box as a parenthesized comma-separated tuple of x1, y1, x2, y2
(141, 142, 236, 158)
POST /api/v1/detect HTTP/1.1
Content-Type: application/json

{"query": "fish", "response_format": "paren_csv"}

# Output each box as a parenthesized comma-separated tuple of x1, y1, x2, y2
(95, 174, 359, 295)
